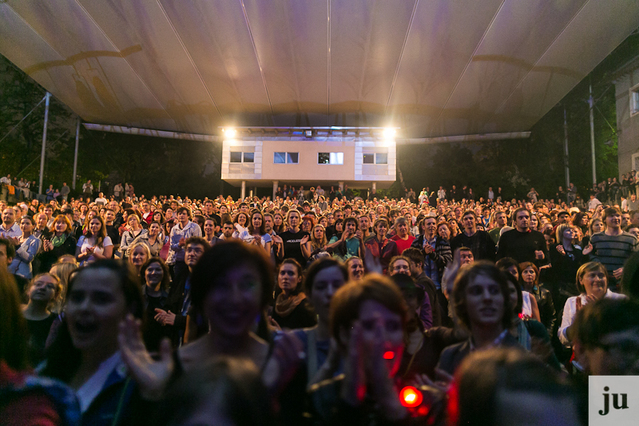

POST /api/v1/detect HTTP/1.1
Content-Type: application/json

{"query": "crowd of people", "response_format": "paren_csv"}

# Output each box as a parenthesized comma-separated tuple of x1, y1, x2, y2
(1, 181, 639, 425)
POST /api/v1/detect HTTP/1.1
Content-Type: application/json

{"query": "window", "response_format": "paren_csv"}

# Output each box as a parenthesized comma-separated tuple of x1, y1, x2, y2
(287, 152, 299, 164)
(230, 151, 254, 163)
(631, 84, 639, 116)
(274, 152, 286, 164)
(274, 152, 299, 164)
(363, 152, 388, 165)
(318, 152, 344, 165)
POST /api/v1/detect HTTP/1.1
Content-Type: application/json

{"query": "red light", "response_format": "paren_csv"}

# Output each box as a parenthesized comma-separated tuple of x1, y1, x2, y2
(400, 386, 423, 408)
(383, 351, 395, 360)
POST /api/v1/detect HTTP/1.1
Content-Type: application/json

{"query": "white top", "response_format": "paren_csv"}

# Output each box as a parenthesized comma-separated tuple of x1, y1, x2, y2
(76, 351, 122, 413)
(77, 235, 113, 265)
(522, 291, 533, 318)
(238, 229, 272, 247)
(557, 289, 627, 346)
(0, 222, 21, 239)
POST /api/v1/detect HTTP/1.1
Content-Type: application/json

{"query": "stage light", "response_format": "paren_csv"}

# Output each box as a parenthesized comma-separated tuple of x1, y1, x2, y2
(223, 128, 237, 138)
(399, 386, 423, 408)
(383, 351, 395, 360)
(304, 130, 313, 138)
(383, 127, 396, 139)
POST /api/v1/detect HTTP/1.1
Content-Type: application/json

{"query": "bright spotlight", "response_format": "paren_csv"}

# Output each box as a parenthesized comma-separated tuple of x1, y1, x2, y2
(383, 128, 396, 139)
(223, 128, 237, 138)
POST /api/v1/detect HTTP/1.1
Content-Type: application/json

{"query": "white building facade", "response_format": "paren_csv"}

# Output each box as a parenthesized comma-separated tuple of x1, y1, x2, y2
(221, 127, 397, 198)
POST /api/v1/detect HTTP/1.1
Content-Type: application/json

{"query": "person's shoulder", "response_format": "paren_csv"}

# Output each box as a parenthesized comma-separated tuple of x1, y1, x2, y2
(606, 290, 627, 300)
(440, 340, 468, 359)
(619, 232, 638, 241)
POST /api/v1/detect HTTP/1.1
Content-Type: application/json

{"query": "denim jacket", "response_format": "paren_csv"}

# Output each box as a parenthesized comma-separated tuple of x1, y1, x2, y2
(9, 234, 42, 279)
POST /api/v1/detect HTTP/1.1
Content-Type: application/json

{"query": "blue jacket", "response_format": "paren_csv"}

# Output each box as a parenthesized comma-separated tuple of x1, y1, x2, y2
(9, 235, 42, 279)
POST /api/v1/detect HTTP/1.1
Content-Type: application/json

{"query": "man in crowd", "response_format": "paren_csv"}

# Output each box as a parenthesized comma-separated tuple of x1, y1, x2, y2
(358, 214, 372, 240)
(458, 246, 475, 265)
(82, 179, 93, 198)
(156, 237, 210, 346)
(412, 216, 452, 295)
(450, 210, 496, 261)
(0, 207, 21, 241)
(167, 206, 202, 281)
(403, 248, 439, 328)
(60, 182, 70, 202)
(140, 200, 154, 225)
(589, 206, 639, 291)
(326, 217, 363, 260)
(497, 207, 548, 265)
(219, 220, 236, 240)
(488, 211, 508, 245)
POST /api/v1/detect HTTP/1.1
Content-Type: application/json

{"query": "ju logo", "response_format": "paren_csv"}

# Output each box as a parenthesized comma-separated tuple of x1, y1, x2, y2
(599, 386, 628, 416)
(589, 376, 638, 426)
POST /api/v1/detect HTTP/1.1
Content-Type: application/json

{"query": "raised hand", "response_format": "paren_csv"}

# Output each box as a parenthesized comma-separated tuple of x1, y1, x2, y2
(262, 331, 303, 394)
(341, 321, 366, 406)
(366, 315, 407, 421)
(118, 314, 174, 400)
(267, 316, 282, 332)
(364, 249, 383, 275)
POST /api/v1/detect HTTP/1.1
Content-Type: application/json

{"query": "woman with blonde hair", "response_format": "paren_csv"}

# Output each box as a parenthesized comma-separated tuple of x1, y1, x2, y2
(49, 259, 78, 313)
(128, 241, 151, 276)
(119, 213, 146, 258)
(22, 273, 63, 364)
(310, 223, 328, 253)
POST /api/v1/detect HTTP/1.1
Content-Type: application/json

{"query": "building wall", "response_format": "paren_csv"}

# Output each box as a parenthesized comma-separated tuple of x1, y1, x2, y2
(221, 137, 396, 187)
(261, 140, 356, 181)
(615, 67, 639, 175)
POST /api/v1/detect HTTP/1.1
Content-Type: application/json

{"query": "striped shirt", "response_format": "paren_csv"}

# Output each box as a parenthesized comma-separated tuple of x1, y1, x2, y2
(590, 231, 638, 288)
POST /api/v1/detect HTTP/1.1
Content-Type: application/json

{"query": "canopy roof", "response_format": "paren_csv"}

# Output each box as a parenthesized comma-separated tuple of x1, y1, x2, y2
(1, 0, 637, 139)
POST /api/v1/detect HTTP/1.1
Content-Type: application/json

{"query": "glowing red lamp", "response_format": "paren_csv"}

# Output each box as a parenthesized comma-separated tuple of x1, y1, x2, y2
(399, 386, 423, 408)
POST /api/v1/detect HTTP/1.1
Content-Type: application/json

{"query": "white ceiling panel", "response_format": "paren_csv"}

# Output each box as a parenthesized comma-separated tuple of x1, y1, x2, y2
(0, 0, 635, 138)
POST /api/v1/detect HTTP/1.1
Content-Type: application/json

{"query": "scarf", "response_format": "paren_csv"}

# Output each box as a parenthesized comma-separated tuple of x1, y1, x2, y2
(275, 292, 307, 317)
(50, 233, 67, 248)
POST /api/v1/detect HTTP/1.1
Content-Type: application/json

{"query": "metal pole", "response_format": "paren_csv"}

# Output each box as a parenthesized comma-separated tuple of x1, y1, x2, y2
(589, 83, 597, 186)
(563, 106, 570, 191)
(38, 92, 51, 195)
(72, 117, 80, 190)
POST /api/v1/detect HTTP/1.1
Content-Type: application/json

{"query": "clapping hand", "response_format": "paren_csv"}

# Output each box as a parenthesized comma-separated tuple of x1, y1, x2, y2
(118, 314, 174, 400)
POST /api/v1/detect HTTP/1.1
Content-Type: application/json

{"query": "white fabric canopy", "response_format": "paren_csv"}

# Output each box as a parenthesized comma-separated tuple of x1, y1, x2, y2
(0, 0, 636, 138)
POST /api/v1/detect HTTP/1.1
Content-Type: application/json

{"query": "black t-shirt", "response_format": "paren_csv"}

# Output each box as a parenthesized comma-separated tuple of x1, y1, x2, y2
(27, 314, 56, 365)
(279, 230, 310, 266)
